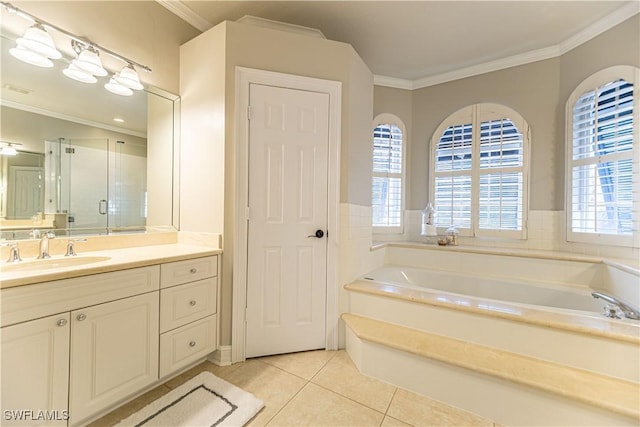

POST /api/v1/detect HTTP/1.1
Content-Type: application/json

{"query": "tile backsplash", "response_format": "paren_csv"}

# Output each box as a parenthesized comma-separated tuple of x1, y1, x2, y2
(372, 209, 639, 262)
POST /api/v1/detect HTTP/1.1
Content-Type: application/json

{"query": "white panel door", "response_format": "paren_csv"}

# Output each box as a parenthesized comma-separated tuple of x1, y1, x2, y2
(1, 313, 70, 426)
(9, 167, 43, 219)
(246, 84, 329, 358)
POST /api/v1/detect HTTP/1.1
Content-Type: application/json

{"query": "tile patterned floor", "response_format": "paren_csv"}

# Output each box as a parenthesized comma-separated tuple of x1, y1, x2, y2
(90, 350, 499, 426)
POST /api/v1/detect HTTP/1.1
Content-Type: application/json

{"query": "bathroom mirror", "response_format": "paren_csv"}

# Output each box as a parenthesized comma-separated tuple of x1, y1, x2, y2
(0, 33, 179, 239)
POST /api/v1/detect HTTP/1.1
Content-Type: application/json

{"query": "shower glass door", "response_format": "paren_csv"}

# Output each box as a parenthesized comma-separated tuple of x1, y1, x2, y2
(61, 138, 109, 231)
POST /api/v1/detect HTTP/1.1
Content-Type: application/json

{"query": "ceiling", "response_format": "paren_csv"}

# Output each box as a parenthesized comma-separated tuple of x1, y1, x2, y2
(162, 0, 639, 89)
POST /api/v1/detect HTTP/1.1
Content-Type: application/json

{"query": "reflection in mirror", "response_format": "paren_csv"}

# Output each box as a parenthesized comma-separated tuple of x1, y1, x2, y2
(1, 150, 44, 220)
(0, 30, 178, 241)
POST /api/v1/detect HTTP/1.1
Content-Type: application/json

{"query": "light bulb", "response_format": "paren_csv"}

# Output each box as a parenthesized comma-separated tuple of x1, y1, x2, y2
(72, 46, 107, 76)
(63, 63, 98, 83)
(114, 64, 143, 90)
(0, 145, 18, 156)
(16, 24, 62, 59)
(9, 45, 53, 68)
(104, 78, 133, 96)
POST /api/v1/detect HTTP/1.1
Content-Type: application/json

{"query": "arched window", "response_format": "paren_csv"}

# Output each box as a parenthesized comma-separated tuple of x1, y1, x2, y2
(430, 103, 530, 239)
(566, 66, 639, 248)
(372, 114, 406, 233)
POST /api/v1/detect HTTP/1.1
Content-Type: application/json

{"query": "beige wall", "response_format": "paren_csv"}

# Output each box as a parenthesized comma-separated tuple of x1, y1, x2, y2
(410, 58, 560, 211)
(146, 94, 175, 227)
(180, 20, 373, 346)
(9, 1, 199, 94)
(376, 14, 639, 212)
(0, 106, 147, 152)
(557, 14, 640, 209)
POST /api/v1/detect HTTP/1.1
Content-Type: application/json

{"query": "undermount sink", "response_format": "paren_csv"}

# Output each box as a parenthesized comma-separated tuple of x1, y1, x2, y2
(1, 256, 111, 273)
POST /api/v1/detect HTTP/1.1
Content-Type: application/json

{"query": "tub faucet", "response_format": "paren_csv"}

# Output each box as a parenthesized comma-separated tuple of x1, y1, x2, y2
(37, 231, 56, 259)
(592, 291, 640, 320)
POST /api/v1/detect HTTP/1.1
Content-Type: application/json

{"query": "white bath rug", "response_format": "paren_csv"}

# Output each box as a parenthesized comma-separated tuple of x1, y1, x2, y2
(115, 372, 264, 427)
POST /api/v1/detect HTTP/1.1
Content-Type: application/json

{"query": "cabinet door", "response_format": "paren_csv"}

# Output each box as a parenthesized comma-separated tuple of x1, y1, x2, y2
(69, 292, 159, 425)
(1, 313, 70, 426)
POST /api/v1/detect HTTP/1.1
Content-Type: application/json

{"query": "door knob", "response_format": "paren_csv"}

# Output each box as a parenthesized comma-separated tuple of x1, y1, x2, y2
(307, 230, 325, 238)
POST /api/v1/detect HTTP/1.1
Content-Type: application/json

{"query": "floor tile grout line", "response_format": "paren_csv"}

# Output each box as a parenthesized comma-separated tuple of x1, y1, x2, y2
(382, 387, 399, 423)
(262, 369, 314, 426)
(259, 354, 390, 425)
(259, 351, 341, 426)
(308, 350, 339, 382)
(310, 380, 388, 420)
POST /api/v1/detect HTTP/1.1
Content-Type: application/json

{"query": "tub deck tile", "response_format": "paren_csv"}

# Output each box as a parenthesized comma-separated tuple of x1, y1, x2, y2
(342, 313, 640, 421)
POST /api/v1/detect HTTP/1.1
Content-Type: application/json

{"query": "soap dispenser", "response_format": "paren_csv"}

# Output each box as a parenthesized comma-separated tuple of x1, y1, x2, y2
(421, 202, 437, 236)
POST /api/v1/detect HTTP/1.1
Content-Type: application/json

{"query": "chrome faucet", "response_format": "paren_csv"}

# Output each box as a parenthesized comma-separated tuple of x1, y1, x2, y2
(37, 231, 56, 259)
(2, 242, 22, 263)
(592, 291, 640, 320)
(65, 238, 87, 256)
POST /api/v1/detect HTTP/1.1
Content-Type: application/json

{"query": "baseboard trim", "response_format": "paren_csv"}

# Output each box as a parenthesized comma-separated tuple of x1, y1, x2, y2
(208, 345, 232, 366)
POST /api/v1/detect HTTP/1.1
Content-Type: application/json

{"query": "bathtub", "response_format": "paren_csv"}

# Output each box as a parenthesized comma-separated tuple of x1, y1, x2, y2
(344, 244, 640, 426)
(362, 264, 605, 314)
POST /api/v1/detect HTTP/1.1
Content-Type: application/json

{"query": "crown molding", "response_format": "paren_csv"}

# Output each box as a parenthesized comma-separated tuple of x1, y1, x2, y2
(411, 45, 561, 90)
(373, 75, 414, 90)
(559, 1, 640, 55)
(376, 2, 640, 90)
(155, 0, 212, 32)
(237, 15, 326, 39)
(0, 100, 147, 139)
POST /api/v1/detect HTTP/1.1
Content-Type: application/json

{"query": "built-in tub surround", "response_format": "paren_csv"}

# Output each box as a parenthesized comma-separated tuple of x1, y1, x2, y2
(344, 243, 639, 426)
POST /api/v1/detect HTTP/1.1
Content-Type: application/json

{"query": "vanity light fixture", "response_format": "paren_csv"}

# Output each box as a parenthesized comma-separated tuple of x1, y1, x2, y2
(1, 1, 151, 96)
(104, 76, 133, 97)
(16, 23, 62, 59)
(72, 44, 108, 77)
(62, 63, 98, 84)
(0, 141, 21, 156)
(114, 63, 144, 91)
(9, 44, 53, 68)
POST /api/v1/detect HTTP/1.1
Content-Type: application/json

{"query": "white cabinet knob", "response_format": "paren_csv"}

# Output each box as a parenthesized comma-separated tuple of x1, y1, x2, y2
(76, 313, 86, 321)
(57, 319, 67, 327)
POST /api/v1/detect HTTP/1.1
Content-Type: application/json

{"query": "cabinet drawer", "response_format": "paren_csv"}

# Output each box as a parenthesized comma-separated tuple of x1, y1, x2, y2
(159, 315, 217, 378)
(1, 266, 160, 327)
(160, 278, 217, 333)
(160, 256, 217, 288)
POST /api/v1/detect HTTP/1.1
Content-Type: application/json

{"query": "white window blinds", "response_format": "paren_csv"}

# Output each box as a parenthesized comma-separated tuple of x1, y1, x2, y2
(431, 104, 529, 238)
(434, 123, 473, 229)
(478, 119, 524, 231)
(372, 123, 403, 230)
(570, 79, 634, 237)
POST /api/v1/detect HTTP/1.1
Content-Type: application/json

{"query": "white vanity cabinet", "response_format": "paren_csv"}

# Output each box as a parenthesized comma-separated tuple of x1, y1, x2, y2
(1, 313, 71, 426)
(159, 256, 218, 377)
(1, 253, 219, 426)
(68, 292, 159, 425)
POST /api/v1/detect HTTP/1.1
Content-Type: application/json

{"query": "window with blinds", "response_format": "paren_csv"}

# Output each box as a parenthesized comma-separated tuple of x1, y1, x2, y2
(372, 121, 404, 231)
(568, 70, 637, 247)
(431, 104, 529, 238)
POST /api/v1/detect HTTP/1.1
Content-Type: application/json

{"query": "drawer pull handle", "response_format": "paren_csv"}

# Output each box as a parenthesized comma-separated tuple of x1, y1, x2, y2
(189, 341, 196, 347)
(57, 319, 67, 327)
(76, 314, 86, 321)
(189, 300, 197, 306)
(190, 268, 197, 274)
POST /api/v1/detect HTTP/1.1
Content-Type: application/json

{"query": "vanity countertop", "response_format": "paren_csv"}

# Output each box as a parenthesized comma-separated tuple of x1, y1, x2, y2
(0, 243, 221, 289)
